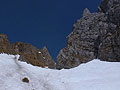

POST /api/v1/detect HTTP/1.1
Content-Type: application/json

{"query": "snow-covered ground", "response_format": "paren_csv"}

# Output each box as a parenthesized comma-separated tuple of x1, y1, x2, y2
(0, 54, 120, 90)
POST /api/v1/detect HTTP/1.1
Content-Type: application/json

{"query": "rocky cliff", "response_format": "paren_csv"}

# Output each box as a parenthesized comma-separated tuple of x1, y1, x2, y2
(56, 0, 120, 69)
(0, 34, 55, 69)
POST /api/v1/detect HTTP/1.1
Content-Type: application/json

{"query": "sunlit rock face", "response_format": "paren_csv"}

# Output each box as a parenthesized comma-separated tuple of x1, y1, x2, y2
(12, 42, 55, 68)
(56, 0, 120, 69)
(12, 42, 45, 67)
(0, 34, 55, 68)
(0, 34, 15, 54)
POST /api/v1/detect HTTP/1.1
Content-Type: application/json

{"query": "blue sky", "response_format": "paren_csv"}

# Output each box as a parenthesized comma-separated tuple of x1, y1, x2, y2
(0, 0, 101, 61)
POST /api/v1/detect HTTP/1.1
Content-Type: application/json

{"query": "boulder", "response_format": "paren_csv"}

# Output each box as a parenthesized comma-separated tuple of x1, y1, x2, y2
(22, 77, 29, 83)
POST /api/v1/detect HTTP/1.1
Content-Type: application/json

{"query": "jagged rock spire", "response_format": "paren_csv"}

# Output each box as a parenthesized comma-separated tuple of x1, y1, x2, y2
(56, 0, 120, 69)
(41, 46, 48, 51)
(82, 8, 91, 17)
(41, 46, 55, 69)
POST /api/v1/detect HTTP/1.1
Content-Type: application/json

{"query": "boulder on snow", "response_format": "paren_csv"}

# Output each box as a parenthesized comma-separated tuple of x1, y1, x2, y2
(22, 77, 29, 83)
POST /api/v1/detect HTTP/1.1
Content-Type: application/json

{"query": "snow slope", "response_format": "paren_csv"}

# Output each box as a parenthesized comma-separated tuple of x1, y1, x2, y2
(0, 54, 120, 90)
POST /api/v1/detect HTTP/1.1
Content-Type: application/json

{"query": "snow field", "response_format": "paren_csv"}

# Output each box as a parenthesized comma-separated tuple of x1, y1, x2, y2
(0, 54, 120, 90)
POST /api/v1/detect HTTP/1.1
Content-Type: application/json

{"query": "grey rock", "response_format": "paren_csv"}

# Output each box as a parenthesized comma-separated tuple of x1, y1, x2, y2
(56, 4, 119, 69)
(82, 8, 91, 17)
(98, 0, 120, 24)
(98, 0, 120, 61)
(56, 8, 112, 69)
(99, 25, 120, 62)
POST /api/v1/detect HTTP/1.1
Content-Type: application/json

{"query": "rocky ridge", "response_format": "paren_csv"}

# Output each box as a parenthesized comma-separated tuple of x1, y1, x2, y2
(56, 0, 120, 69)
(0, 34, 55, 69)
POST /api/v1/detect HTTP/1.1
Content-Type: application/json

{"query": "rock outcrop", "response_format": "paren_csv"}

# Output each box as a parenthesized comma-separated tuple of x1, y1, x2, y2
(99, 24, 120, 62)
(0, 34, 55, 68)
(0, 34, 15, 54)
(56, 0, 120, 69)
(98, 0, 120, 61)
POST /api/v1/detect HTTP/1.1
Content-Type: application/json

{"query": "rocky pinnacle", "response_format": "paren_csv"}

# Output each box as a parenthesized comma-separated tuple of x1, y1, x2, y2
(56, 0, 120, 69)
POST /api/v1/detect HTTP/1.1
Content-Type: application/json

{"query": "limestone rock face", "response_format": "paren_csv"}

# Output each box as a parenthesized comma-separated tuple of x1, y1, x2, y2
(56, 0, 120, 69)
(98, 0, 120, 24)
(0, 34, 55, 68)
(56, 9, 114, 69)
(99, 25, 120, 62)
(98, 0, 120, 61)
